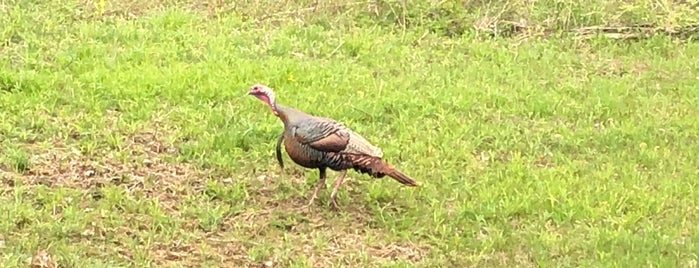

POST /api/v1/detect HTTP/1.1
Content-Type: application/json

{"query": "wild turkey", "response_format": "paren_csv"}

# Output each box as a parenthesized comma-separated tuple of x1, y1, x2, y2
(247, 84, 420, 210)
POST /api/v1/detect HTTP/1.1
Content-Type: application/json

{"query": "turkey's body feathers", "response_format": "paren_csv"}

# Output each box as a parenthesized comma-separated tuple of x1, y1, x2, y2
(273, 104, 418, 186)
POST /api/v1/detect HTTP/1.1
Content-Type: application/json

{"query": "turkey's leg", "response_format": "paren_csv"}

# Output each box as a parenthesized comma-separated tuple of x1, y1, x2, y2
(307, 167, 326, 207)
(329, 170, 347, 210)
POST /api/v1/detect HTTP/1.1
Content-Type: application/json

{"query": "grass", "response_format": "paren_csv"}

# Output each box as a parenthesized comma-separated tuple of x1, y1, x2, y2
(1, 0, 699, 266)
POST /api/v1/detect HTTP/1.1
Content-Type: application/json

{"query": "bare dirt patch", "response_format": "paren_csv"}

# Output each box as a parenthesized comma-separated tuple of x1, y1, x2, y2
(0, 111, 214, 265)
(29, 249, 57, 268)
(203, 211, 431, 266)
(14, 128, 206, 213)
(185, 171, 432, 266)
(0, 109, 431, 266)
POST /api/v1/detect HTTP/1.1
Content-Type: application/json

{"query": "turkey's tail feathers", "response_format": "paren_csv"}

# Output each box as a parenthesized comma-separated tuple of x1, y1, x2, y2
(348, 154, 420, 186)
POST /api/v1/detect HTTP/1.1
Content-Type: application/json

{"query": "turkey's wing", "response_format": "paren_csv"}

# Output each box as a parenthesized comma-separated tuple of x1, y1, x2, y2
(293, 118, 350, 153)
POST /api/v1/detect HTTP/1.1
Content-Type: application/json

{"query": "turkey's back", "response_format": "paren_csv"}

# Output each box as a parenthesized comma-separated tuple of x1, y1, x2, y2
(277, 104, 384, 171)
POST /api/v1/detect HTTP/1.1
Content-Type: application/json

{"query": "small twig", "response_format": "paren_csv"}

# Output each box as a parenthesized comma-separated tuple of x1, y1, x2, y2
(411, 30, 430, 46)
(326, 41, 345, 59)
(567, 23, 699, 40)
(350, 105, 373, 119)
(207, 237, 261, 247)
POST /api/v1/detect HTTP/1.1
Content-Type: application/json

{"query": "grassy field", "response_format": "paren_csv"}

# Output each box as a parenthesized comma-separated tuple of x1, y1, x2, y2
(2, 0, 699, 267)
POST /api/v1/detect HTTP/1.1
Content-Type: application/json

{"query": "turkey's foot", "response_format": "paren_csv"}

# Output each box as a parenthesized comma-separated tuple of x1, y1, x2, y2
(329, 170, 347, 211)
(306, 168, 327, 208)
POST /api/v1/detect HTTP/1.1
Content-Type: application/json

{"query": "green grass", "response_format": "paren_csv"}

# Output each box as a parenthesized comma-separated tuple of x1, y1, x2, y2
(2, 0, 699, 267)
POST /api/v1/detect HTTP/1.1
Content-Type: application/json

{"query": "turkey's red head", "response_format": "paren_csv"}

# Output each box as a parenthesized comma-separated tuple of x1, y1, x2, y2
(248, 84, 278, 115)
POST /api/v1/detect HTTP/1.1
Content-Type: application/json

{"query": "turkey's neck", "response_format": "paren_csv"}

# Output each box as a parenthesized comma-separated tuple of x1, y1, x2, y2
(274, 104, 306, 129)
(268, 101, 279, 116)
(274, 103, 290, 127)
(256, 93, 280, 117)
